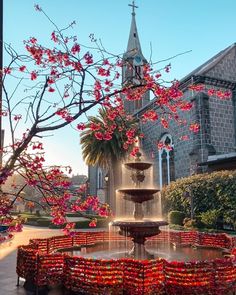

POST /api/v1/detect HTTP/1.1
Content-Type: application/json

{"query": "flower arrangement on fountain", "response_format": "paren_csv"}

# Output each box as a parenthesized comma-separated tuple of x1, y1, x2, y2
(16, 231, 236, 295)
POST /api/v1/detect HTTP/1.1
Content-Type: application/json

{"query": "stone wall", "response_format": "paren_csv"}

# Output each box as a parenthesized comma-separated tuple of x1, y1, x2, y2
(205, 46, 236, 82)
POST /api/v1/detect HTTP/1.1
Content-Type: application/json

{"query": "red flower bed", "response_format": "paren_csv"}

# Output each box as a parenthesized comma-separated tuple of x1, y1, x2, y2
(17, 231, 236, 294)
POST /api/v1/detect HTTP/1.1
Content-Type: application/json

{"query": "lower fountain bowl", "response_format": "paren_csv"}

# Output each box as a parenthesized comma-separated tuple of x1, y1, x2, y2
(112, 220, 168, 240)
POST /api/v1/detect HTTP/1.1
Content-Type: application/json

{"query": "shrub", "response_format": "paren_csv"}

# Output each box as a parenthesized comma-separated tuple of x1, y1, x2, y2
(36, 218, 51, 227)
(25, 216, 39, 222)
(74, 218, 110, 229)
(200, 210, 221, 229)
(162, 170, 236, 228)
(168, 211, 185, 225)
(49, 218, 110, 229)
(194, 215, 205, 228)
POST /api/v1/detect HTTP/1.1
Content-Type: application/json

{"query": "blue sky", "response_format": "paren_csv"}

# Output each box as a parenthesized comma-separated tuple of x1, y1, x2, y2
(4, 0, 236, 175)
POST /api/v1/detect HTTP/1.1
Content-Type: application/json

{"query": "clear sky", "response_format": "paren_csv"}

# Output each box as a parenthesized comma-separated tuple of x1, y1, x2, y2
(4, 0, 236, 175)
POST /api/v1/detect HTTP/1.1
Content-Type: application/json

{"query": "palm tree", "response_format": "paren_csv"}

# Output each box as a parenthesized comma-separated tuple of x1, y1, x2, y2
(80, 108, 139, 211)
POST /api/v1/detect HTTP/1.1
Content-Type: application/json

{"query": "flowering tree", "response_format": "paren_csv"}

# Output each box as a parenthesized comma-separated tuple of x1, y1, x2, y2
(0, 5, 231, 242)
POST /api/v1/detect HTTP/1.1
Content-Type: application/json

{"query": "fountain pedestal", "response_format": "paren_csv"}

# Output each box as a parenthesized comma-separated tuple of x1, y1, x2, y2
(113, 220, 168, 259)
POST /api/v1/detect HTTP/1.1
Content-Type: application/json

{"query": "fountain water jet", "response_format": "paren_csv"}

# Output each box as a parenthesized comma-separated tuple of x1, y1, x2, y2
(112, 151, 168, 259)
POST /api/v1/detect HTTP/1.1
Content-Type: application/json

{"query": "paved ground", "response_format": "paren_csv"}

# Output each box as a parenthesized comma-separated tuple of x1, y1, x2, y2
(0, 226, 64, 295)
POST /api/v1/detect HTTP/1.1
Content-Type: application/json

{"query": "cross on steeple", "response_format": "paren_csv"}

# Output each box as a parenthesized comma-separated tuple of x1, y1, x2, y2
(128, 1, 138, 15)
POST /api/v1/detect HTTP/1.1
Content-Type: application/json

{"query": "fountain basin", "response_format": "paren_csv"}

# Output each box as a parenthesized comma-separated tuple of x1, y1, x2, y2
(118, 188, 159, 203)
(16, 231, 236, 295)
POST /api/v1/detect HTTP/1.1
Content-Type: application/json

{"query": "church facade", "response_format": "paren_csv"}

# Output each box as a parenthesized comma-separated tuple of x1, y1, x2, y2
(139, 44, 236, 188)
(88, 6, 236, 210)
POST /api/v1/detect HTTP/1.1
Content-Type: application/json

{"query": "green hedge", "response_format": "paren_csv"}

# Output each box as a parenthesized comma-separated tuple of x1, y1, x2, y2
(25, 216, 40, 222)
(36, 218, 51, 227)
(49, 218, 111, 229)
(168, 211, 185, 225)
(162, 170, 236, 229)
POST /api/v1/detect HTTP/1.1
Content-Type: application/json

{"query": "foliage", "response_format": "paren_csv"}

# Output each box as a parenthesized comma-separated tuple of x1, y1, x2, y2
(162, 170, 236, 229)
(80, 108, 139, 167)
(183, 216, 204, 229)
(168, 210, 185, 225)
(200, 210, 221, 229)
(35, 218, 51, 227)
(183, 218, 197, 228)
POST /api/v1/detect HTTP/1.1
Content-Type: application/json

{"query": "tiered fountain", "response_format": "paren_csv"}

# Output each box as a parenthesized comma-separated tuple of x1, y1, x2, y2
(18, 151, 235, 295)
(112, 151, 168, 259)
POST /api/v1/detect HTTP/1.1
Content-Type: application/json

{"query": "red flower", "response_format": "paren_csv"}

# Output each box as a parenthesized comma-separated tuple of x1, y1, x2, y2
(178, 102, 193, 111)
(19, 65, 26, 72)
(189, 123, 200, 133)
(180, 135, 189, 141)
(48, 87, 55, 92)
(142, 110, 158, 122)
(103, 132, 112, 141)
(13, 115, 22, 121)
(97, 67, 110, 77)
(103, 59, 110, 65)
(30, 71, 37, 80)
(3, 67, 11, 74)
(89, 219, 97, 227)
(189, 84, 205, 92)
(94, 132, 103, 140)
(50, 69, 58, 76)
(90, 123, 101, 131)
(161, 118, 169, 129)
(51, 31, 58, 43)
(165, 64, 171, 73)
(84, 52, 93, 64)
(73, 61, 82, 72)
(207, 89, 215, 96)
(130, 146, 139, 157)
(94, 80, 102, 91)
(29, 37, 37, 44)
(157, 141, 165, 150)
(48, 77, 55, 84)
(71, 43, 81, 54)
(76, 123, 85, 130)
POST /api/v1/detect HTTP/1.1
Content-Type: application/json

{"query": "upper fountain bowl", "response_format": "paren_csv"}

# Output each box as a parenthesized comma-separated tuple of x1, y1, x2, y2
(124, 162, 152, 171)
(118, 188, 159, 203)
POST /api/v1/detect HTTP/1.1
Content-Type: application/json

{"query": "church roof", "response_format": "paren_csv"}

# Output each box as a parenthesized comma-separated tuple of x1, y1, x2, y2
(181, 43, 236, 83)
(124, 4, 145, 60)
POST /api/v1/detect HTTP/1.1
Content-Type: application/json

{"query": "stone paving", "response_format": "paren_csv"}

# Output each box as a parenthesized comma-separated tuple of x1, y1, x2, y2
(0, 226, 63, 295)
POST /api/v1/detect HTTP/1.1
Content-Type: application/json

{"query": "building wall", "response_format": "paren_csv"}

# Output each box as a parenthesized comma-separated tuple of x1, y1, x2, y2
(141, 89, 197, 184)
(209, 93, 235, 153)
(205, 46, 236, 82)
(141, 81, 236, 187)
(88, 165, 98, 196)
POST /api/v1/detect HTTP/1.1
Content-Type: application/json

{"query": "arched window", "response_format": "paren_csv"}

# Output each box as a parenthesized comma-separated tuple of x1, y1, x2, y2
(158, 134, 175, 189)
(97, 168, 103, 189)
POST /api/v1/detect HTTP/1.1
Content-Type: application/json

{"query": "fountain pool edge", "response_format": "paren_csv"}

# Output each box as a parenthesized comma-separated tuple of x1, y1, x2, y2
(16, 230, 236, 294)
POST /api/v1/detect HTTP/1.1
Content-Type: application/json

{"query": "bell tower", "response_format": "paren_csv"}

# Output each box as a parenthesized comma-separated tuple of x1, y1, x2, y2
(122, 1, 150, 114)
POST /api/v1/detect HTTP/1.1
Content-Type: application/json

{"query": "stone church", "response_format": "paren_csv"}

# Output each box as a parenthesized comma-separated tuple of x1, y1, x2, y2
(88, 5, 236, 212)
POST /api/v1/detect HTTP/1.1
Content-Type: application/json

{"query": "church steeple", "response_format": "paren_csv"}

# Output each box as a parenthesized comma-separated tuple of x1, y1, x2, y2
(122, 1, 150, 114)
(125, 1, 144, 60)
